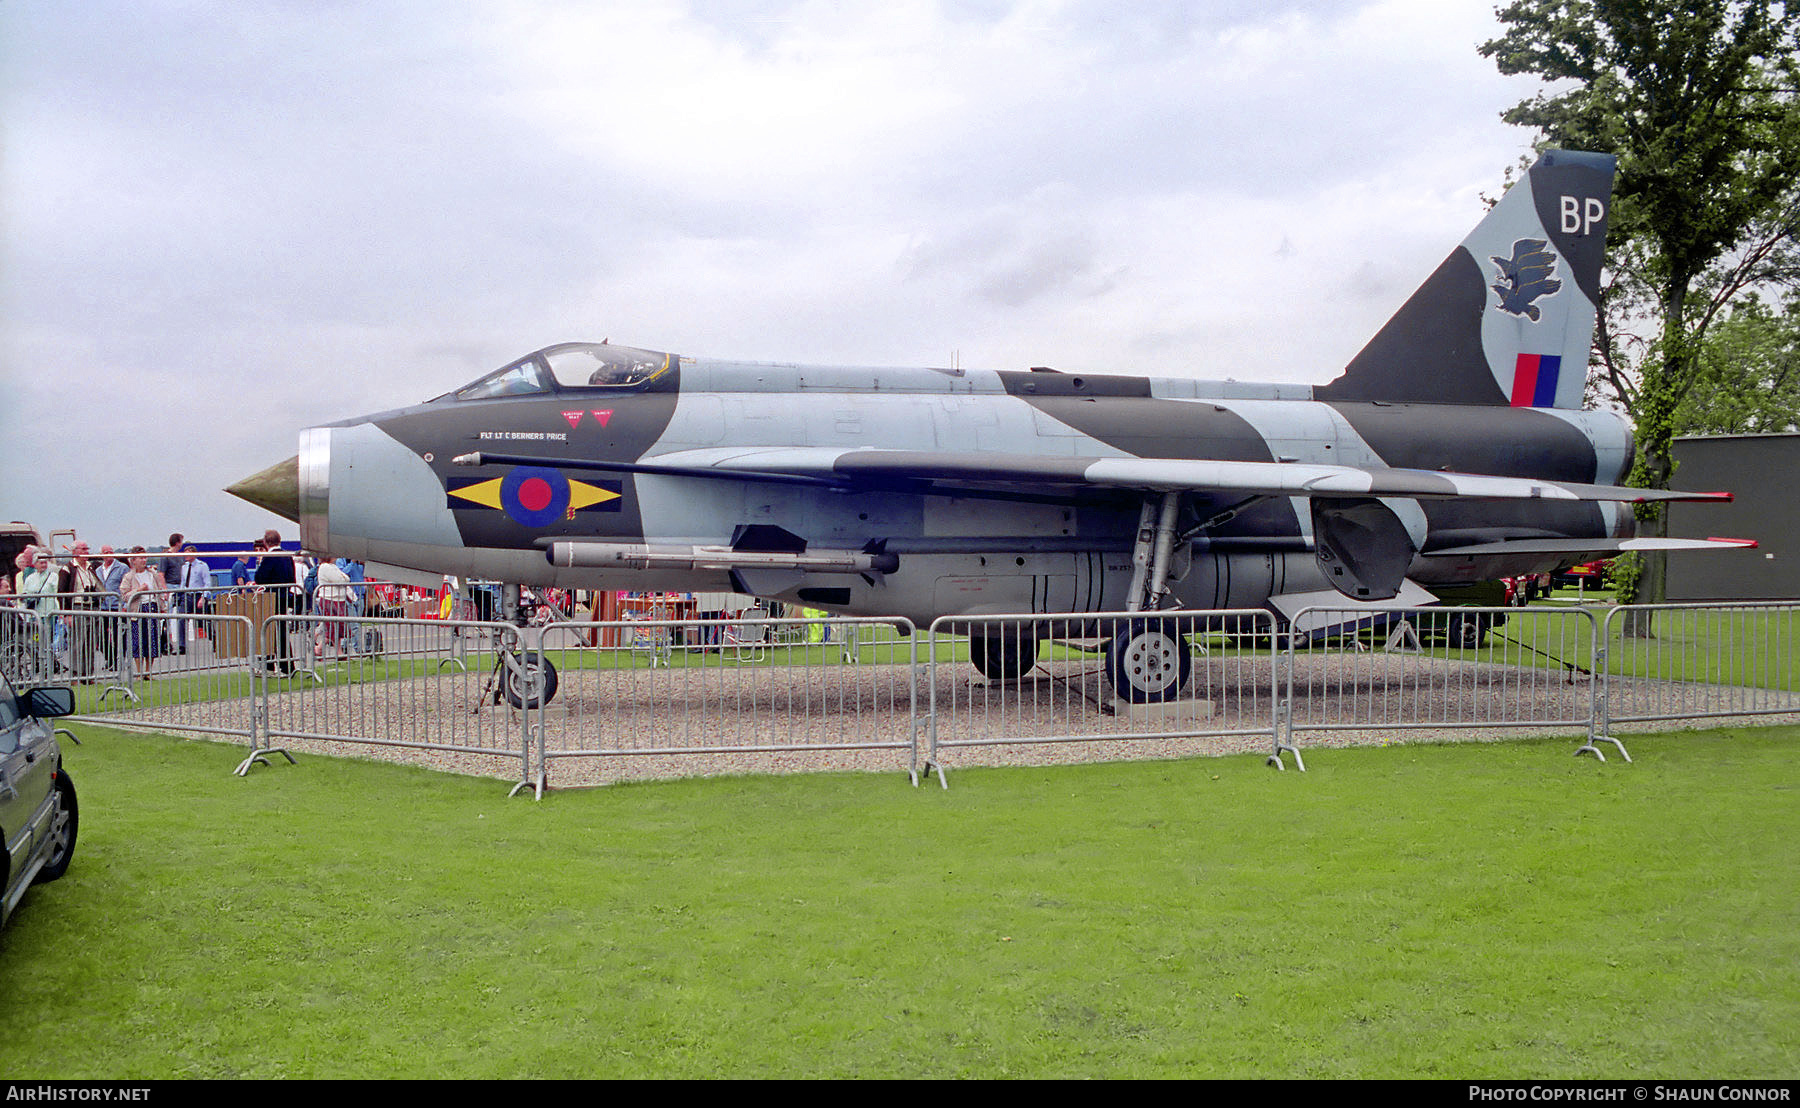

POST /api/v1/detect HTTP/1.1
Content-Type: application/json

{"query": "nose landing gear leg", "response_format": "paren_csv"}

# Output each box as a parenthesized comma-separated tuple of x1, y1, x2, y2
(483, 583, 560, 710)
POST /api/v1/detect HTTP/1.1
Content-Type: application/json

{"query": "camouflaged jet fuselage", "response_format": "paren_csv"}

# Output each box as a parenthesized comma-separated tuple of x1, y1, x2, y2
(298, 352, 1643, 627)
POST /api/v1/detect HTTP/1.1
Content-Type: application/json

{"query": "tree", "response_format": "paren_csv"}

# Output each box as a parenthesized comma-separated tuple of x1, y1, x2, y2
(1481, 0, 1800, 619)
(1674, 293, 1800, 434)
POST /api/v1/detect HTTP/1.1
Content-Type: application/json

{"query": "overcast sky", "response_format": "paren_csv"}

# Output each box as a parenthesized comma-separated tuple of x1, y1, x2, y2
(1, 0, 1553, 548)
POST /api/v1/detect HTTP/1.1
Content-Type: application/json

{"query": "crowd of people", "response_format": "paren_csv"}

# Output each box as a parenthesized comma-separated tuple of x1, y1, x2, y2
(2, 528, 370, 681)
(2, 531, 780, 684)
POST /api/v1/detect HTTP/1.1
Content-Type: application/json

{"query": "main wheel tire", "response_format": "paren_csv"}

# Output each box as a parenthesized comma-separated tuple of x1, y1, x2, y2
(36, 770, 77, 884)
(1105, 619, 1193, 704)
(500, 654, 559, 709)
(968, 635, 1038, 681)
(1443, 611, 1491, 649)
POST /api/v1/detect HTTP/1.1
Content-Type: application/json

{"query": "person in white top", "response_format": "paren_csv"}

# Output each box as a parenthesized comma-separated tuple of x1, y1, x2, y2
(17, 549, 58, 623)
(119, 548, 165, 676)
(17, 549, 63, 673)
(311, 558, 353, 658)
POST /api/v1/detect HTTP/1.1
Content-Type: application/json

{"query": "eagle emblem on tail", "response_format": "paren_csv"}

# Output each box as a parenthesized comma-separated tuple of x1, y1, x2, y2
(1490, 239, 1562, 321)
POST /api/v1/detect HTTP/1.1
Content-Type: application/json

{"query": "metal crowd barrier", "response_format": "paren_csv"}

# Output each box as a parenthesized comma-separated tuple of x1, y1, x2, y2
(2, 598, 1795, 796)
(4, 603, 262, 744)
(1, 584, 277, 670)
(252, 614, 535, 793)
(924, 610, 1286, 773)
(1, 589, 145, 686)
(530, 616, 921, 789)
(1600, 603, 1800, 742)
(1284, 604, 1604, 757)
(0, 602, 59, 686)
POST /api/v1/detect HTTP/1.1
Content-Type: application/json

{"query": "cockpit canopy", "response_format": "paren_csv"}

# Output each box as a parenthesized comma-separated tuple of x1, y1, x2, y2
(448, 342, 676, 401)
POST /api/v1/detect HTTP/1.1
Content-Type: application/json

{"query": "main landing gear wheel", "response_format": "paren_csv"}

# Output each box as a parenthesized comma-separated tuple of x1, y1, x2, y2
(969, 635, 1038, 681)
(1442, 611, 1494, 649)
(1106, 619, 1193, 704)
(497, 652, 559, 710)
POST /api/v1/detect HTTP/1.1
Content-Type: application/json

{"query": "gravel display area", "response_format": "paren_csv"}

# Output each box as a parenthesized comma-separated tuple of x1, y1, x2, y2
(103, 650, 1800, 790)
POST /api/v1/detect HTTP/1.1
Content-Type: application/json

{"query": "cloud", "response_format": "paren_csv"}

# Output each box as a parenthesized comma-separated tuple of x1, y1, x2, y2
(1, 0, 1544, 543)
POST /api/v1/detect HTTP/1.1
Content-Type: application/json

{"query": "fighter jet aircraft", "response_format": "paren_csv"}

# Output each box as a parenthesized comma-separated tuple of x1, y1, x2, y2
(230, 150, 1744, 704)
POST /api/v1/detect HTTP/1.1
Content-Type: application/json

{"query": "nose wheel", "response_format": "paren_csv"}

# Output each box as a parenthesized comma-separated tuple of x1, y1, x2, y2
(494, 651, 559, 710)
(484, 582, 561, 709)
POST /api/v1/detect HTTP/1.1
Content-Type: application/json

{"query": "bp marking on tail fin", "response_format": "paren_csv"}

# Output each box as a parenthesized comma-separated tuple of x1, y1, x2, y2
(1316, 149, 1616, 409)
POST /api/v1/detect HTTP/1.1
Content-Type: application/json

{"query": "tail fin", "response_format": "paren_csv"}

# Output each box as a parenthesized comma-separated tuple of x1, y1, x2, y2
(1315, 149, 1616, 408)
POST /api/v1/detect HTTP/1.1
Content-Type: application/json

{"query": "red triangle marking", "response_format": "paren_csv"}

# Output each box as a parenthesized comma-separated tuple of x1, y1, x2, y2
(594, 409, 613, 428)
(562, 410, 585, 428)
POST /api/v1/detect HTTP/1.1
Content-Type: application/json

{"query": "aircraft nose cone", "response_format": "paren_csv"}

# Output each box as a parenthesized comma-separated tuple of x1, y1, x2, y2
(226, 455, 301, 522)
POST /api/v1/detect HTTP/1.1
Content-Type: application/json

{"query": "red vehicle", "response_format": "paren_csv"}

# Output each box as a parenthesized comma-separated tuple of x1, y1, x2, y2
(1501, 572, 1556, 605)
(1553, 558, 1611, 590)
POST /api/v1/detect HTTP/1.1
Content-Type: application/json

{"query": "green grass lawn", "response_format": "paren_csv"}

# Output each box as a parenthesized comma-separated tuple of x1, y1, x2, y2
(2, 722, 1795, 1079)
(1484, 603, 1800, 689)
(1308, 602, 1800, 692)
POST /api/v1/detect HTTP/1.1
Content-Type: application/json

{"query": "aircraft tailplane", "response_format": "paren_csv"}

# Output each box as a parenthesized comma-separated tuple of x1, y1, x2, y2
(1315, 149, 1616, 409)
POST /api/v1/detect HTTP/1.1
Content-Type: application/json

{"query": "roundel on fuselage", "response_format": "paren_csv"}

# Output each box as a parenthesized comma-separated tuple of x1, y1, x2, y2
(501, 466, 571, 528)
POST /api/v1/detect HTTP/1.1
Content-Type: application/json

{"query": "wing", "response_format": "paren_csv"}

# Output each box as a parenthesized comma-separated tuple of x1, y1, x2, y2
(1424, 536, 1757, 558)
(454, 446, 1732, 506)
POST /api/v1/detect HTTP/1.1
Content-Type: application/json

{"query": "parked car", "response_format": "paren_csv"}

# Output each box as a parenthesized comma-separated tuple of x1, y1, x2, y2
(0, 521, 46, 584)
(0, 672, 77, 925)
(1501, 572, 1556, 605)
(1553, 558, 1612, 590)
